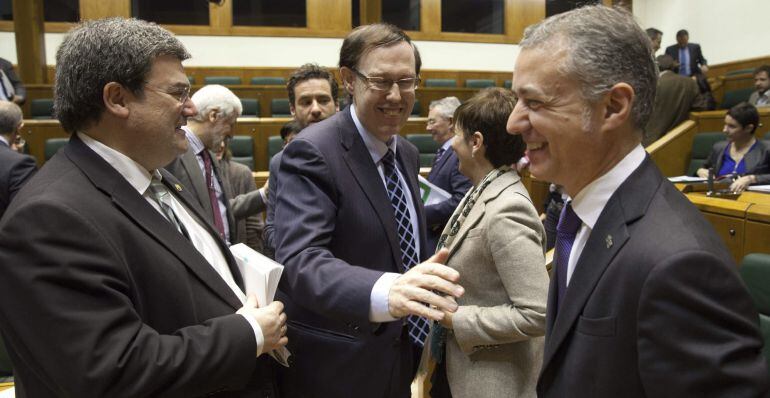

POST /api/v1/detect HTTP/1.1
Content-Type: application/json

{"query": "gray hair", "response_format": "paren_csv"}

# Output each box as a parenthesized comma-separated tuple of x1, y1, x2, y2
(0, 101, 22, 135)
(429, 96, 461, 120)
(54, 18, 190, 133)
(520, 5, 658, 131)
(189, 84, 243, 122)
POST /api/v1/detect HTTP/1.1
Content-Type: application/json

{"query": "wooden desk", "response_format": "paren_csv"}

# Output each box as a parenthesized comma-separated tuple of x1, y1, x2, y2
(0, 382, 12, 392)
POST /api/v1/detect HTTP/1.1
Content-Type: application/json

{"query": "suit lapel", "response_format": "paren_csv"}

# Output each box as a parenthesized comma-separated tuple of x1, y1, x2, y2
(210, 155, 238, 242)
(180, 147, 212, 216)
(430, 146, 453, 180)
(64, 136, 243, 310)
(541, 157, 660, 371)
(744, 142, 761, 173)
(338, 108, 403, 271)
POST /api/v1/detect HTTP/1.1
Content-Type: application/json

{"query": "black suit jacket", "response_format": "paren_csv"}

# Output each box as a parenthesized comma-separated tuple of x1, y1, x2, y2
(425, 146, 471, 252)
(665, 43, 707, 76)
(274, 106, 428, 398)
(0, 57, 26, 103)
(0, 135, 275, 397)
(262, 150, 282, 258)
(702, 140, 770, 184)
(537, 156, 768, 397)
(0, 140, 36, 219)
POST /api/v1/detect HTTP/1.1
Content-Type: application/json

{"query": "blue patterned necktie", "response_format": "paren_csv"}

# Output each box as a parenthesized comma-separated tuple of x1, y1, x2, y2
(555, 202, 581, 311)
(432, 147, 446, 168)
(381, 148, 430, 346)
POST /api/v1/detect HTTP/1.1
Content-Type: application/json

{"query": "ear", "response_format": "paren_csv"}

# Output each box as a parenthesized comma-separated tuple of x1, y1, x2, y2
(339, 67, 357, 96)
(103, 82, 130, 119)
(601, 82, 634, 131)
(448, 116, 455, 130)
(290, 104, 296, 117)
(208, 107, 220, 123)
(470, 131, 485, 157)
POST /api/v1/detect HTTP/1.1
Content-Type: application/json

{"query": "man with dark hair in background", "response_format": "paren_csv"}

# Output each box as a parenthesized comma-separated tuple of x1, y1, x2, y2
(263, 64, 338, 256)
(0, 101, 36, 217)
(645, 27, 662, 54)
(508, 6, 767, 397)
(0, 18, 287, 397)
(644, 54, 707, 146)
(665, 29, 708, 76)
(749, 65, 770, 107)
(274, 23, 464, 397)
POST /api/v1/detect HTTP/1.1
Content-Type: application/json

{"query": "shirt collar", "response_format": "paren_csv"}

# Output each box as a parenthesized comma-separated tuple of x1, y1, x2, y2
(570, 144, 646, 229)
(350, 103, 398, 164)
(0, 135, 8, 146)
(440, 139, 452, 151)
(77, 131, 154, 195)
(183, 126, 205, 155)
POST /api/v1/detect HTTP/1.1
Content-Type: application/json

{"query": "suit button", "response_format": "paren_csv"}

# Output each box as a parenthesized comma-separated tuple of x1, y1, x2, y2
(353, 324, 360, 332)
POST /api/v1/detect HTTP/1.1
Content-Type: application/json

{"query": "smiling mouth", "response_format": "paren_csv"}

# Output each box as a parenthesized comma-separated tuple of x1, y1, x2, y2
(379, 107, 402, 117)
(527, 142, 547, 151)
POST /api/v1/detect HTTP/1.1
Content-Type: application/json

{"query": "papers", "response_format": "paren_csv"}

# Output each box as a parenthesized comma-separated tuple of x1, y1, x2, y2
(418, 175, 451, 205)
(748, 185, 770, 193)
(668, 175, 706, 183)
(229, 243, 291, 367)
(0, 387, 14, 398)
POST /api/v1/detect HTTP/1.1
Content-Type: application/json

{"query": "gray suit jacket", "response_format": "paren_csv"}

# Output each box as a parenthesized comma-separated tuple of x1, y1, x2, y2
(702, 140, 770, 184)
(438, 170, 548, 398)
(0, 140, 36, 219)
(220, 158, 264, 252)
(537, 156, 768, 397)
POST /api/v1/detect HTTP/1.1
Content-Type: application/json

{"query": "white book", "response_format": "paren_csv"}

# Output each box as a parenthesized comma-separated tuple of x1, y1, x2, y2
(748, 185, 770, 193)
(229, 243, 290, 367)
(668, 175, 706, 183)
(418, 175, 451, 206)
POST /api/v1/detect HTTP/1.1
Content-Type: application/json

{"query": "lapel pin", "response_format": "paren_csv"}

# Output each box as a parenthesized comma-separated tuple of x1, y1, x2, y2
(175, 184, 183, 192)
(605, 235, 613, 248)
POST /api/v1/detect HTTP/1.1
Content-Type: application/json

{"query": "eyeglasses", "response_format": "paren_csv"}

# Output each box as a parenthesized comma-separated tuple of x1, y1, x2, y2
(144, 84, 191, 104)
(350, 68, 420, 92)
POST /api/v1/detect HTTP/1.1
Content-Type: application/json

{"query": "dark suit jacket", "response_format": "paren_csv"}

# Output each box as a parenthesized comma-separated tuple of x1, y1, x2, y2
(425, 146, 471, 252)
(274, 106, 428, 398)
(537, 156, 768, 397)
(702, 140, 770, 184)
(0, 140, 36, 219)
(165, 144, 266, 244)
(220, 158, 264, 252)
(0, 57, 26, 103)
(644, 71, 707, 146)
(665, 43, 707, 76)
(0, 134, 275, 397)
(262, 150, 282, 258)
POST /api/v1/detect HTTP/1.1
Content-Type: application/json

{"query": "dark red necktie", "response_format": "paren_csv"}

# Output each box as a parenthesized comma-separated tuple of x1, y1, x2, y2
(200, 149, 226, 239)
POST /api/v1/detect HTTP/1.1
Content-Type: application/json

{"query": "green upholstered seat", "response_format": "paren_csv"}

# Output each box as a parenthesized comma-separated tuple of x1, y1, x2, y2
(250, 76, 285, 85)
(406, 134, 440, 168)
(687, 132, 725, 176)
(229, 135, 255, 171)
(721, 87, 755, 110)
(45, 137, 69, 161)
(270, 98, 291, 117)
(187, 76, 195, 85)
(739, 253, 770, 372)
(203, 76, 242, 85)
(268, 135, 283, 159)
(31, 98, 54, 119)
(725, 68, 755, 76)
(465, 79, 495, 89)
(412, 100, 421, 116)
(503, 80, 512, 89)
(424, 79, 457, 88)
(240, 98, 260, 117)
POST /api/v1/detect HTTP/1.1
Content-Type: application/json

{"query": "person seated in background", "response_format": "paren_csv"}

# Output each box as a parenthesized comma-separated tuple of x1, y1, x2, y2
(643, 54, 707, 146)
(0, 101, 36, 218)
(166, 84, 268, 246)
(697, 102, 770, 192)
(425, 87, 548, 398)
(749, 65, 770, 107)
(425, 96, 472, 252)
(263, 63, 338, 257)
(0, 57, 26, 105)
(216, 137, 265, 252)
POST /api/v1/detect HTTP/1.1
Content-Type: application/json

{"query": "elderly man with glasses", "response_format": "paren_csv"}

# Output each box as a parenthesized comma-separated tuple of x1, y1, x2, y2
(273, 23, 464, 398)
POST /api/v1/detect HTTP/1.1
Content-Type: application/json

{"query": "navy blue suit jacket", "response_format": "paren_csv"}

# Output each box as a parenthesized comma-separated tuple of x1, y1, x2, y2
(425, 146, 471, 252)
(664, 43, 707, 76)
(274, 106, 427, 398)
(0, 140, 36, 219)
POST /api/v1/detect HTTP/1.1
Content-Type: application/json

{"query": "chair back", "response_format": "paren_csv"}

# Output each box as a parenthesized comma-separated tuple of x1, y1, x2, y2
(31, 98, 54, 119)
(686, 132, 725, 176)
(424, 79, 457, 88)
(230, 135, 255, 170)
(45, 137, 69, 161)
(204, 76, 242, 85)
(465, 79, 495, 88)
(240, 98, 260, 117)
(268, 135, 284, 159)
(406, 134, 440, 168)
(721, 87, 755, 109)
(739, 253, 770, 372)
(250, 77, 285, 85)
(270, 98, 291, 117)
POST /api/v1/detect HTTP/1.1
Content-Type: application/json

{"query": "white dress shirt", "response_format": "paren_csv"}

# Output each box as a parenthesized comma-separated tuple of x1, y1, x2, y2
(566, 145, 646, 286)
(349, 104, 421, 322)
(77, 132, 265, 355)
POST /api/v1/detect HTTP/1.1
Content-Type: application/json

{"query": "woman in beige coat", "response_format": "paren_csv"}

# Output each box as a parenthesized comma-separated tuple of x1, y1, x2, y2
(428, 88, 549, 398)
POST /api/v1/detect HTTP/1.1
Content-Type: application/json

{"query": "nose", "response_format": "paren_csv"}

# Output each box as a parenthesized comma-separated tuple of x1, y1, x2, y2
(310, 100, 321, 116)
(385, 82, 402, 102)
(506, 100, 530, 136)
(183, 97, 198, 118)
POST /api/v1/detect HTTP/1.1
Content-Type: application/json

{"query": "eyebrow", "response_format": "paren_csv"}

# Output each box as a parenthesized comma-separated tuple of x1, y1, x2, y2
(513, 84, 545, 97)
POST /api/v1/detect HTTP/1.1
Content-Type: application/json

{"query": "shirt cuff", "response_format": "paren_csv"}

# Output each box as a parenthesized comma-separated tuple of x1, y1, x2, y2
(239, 313, 265, 357)
(258, 187, 267, 203)
(369, 272, 401, 322)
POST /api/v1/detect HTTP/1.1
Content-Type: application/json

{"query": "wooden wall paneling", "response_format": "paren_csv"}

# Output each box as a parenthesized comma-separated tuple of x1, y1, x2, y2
(13, 0, 47, 84)
(702, 211, 745, 264)
(359, 0, 381, 26)
(707, 55, 770, 81)
(506, 0, 545, 43)
(208, 0, 232, 34)
(18, 120, 68, 166)
(420, 0, 440, 35)
(722, 74, 754, 92)
(691, 109, 770, 136)
(80, 0, 130, 20)
(307, 0, 351, 34)
(645, 120, 697, 177)
(745, 204, 770, 257)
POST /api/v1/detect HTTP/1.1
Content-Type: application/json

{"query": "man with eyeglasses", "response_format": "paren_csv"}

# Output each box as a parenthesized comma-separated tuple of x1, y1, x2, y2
(0, 101, 36, 218)
(165, 84, 268, 246)
(0, 18, 287, 397)
(274, 23, 464, 398)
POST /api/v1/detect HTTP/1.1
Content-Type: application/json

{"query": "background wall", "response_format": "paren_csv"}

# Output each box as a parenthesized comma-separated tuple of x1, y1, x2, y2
(0, 31, 519, 72)
(634, 0, 770, 64)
